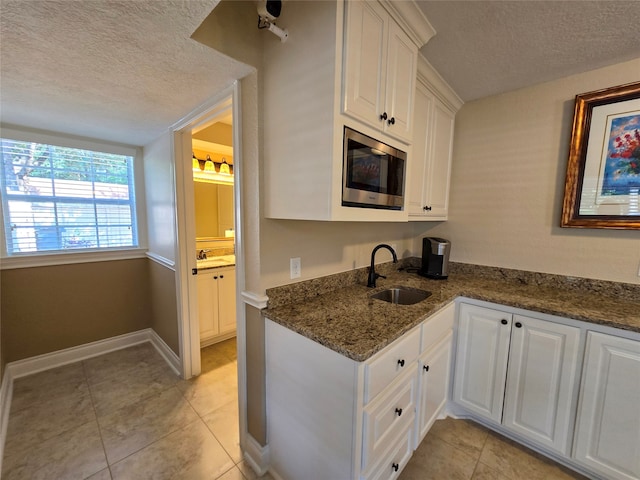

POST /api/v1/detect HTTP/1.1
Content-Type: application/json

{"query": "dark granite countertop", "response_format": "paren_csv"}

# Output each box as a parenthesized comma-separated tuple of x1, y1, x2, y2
(263, 264, 640, 362)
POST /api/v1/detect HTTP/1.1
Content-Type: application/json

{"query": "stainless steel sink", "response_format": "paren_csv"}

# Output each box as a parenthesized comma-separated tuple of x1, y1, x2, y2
(370, 286, 431, 305)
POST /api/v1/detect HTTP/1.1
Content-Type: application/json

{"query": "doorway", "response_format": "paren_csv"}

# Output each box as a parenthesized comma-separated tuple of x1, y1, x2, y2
(173, 86, 243, 377)
(173, 81, 258, 470)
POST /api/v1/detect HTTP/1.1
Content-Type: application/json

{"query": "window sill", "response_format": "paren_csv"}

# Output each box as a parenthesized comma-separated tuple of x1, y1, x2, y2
(0, 248, 148, 270)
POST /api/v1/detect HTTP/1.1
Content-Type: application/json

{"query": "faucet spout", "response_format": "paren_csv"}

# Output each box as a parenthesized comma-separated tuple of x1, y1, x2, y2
(367, 244, 398, 288)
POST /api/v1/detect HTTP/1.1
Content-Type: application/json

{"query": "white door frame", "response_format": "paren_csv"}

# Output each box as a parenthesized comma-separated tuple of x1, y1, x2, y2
(171, 79, 247, 419)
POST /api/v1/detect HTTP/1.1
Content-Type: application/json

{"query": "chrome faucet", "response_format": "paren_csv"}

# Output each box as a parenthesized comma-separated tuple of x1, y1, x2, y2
(367, 244, 398, 288)
(197, 249, 211, 260)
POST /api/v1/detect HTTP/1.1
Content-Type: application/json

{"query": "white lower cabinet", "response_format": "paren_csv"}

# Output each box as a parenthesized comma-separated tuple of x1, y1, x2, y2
(196, 267, 236, 346)
(265, 304, 453, 480)
(416, 330, 452, 445)
(415, 302, 455, 446)
(266, 298, 639, 480)
(364, 425, 414, 480)
(362, 365, 417, 476)
(573, 332, 640, 480)
(453, 303, 512, 423)
(453, 303, 581, 455)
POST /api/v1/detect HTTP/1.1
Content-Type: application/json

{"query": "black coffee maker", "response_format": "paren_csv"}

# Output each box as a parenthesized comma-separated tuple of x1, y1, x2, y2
(419, 237, 451, 279)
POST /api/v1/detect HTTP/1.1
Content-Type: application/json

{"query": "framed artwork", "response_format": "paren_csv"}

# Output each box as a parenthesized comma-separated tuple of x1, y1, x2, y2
(561, 81, 640, 229)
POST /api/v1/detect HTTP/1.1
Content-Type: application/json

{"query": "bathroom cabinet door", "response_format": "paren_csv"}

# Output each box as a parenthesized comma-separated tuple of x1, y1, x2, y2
(197, 273, 219, 342)
(217, 267, 236, 335)
(197, 266, 236, 345)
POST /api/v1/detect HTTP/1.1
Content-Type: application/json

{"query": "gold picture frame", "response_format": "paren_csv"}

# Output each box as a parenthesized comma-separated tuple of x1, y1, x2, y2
(561, 81, 640, 229)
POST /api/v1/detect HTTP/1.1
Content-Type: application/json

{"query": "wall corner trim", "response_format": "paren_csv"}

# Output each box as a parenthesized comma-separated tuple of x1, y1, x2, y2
(243, 433, 271, 477)
(146, 252, 176, 270)
(148, 329, 182, 377)
(241, 290, 269, 310)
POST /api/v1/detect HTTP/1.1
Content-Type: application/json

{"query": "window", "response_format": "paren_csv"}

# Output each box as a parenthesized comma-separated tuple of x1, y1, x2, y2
(1, 137, 139, 256)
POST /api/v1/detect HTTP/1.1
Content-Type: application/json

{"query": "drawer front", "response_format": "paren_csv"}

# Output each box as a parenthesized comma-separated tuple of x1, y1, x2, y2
(365, 327, 421, 402)
(362, 365, 417, 472)
(420, 302, 455, 352)
(363, 422, 414, 480)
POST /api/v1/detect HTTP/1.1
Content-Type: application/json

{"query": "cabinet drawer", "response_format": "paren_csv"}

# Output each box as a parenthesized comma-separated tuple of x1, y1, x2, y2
(362, 365, 417, 472)
(421, 302, 454, 352)
(365, 327, 420, 402)
(363, 422, 414, 480)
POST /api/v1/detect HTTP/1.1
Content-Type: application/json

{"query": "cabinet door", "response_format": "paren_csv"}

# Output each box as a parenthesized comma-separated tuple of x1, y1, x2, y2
(502, 315, 581, 455)
(342, 0, 387, 127)
(197, 274, 219, 341)
(217, 267, 237, 335)
(453, 303, 512, 423)
(383, 20, 416, 143)
(573, 332, 640, 480)
(416, 330, 452, 446)
(407, 82, 432, 217)
(423, 99, 454, 218)
(408, 84, 454, 220)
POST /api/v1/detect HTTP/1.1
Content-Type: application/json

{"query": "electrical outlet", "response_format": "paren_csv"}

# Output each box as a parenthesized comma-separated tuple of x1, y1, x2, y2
(290, 257, 301, 279)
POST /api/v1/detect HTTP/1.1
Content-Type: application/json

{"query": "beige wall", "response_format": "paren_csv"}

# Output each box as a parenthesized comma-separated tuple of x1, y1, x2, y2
(422, 58, 640, 285)
(148, 260, 180, 355)
(259, 219, 418, 289)
(1, 258, 151, 363)
(193, 123, 233, 147)
(245, 304, 266, 444)
(144, 131, 177, 264)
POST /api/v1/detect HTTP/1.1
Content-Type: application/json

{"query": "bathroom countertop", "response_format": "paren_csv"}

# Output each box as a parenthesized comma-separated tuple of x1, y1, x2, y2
(263, 269, 640, 362)
(196, 255, 236, 271)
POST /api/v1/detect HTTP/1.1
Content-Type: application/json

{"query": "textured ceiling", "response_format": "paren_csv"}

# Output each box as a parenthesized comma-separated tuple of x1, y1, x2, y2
(0, 0, 252, 146)
(1, 1, 639, 147)
(417, 1, 640, 102)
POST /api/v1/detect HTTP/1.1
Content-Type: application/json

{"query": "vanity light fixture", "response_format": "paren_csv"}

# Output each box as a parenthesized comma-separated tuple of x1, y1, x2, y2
(192, 154, 234, 185)
(219, 158, 231, 175)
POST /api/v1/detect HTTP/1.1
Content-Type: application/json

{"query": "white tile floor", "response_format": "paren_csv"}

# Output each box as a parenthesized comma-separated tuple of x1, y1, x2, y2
(2, 338, 271, 480)
(3, 338, 587, 480)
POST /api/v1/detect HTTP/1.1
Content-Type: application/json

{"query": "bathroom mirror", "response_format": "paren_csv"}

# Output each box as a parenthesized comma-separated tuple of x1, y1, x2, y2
(194, 181, 234, 239)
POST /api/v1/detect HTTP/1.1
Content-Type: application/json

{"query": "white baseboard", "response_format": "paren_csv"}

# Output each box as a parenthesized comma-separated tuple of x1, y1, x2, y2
(200, 331, 236, 349)
(148, 329, 181, 377)
(7, 329, 152, 380)
(243, 433, 270, 477)
(0, 368, 13, 475)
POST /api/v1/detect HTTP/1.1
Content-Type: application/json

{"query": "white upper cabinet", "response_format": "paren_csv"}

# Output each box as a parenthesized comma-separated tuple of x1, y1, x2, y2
(262, 0, 435, 221)
(408, 57, 462, 220)
(343, 1, 416, 143)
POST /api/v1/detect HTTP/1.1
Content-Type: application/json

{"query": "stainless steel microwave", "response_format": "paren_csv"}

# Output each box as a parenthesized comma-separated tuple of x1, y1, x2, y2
(342, 127, 406, 210)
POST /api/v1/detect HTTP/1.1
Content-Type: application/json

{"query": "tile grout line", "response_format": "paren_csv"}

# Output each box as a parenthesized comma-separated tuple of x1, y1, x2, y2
(468, 428, 492, 480)
(82, 359, 113, 480)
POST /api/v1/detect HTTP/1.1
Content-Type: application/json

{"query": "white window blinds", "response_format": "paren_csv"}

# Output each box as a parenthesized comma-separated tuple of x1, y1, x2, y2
(0, 138, 138, 255)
